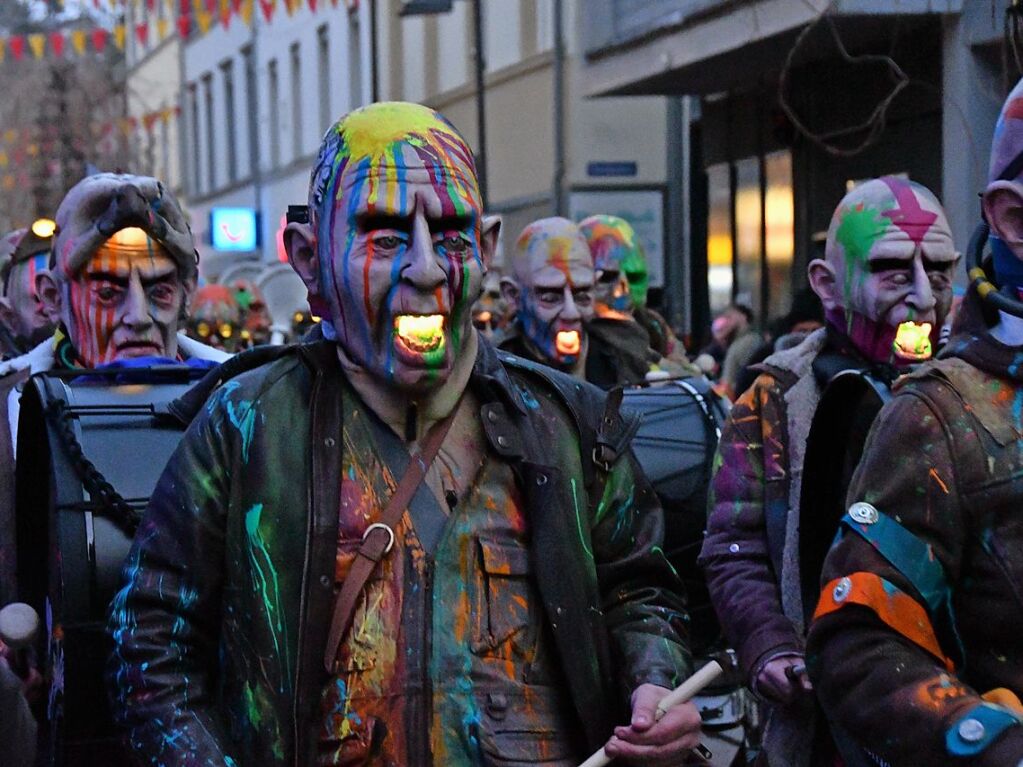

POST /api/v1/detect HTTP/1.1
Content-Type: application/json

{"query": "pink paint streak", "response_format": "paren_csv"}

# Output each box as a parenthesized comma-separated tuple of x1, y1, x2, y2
(881, 177, 937, 246)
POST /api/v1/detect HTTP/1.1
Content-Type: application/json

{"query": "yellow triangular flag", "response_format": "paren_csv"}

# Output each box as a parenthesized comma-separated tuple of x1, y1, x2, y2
(71, 29, 87, 56)
(157, 18, 169, 40)
(239, 0, 253, 24)
(197, 11, 213, 33)
(0, 38, 5, 64)
(0, 151, 8, 169)
(113, 24, 126, 50)
(27, 34, 45, 60)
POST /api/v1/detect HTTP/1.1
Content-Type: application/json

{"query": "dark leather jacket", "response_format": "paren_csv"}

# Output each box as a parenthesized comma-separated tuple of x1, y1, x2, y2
(107, 337, 690, 766)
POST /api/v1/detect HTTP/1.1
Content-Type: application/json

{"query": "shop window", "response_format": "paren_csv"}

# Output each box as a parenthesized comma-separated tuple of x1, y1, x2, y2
(706, 162, 732, 316)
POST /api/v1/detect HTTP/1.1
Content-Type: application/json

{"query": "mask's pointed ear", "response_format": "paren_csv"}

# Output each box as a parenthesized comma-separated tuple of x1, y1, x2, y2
(285, 221, 322, 303)
(35, 272, 62, 324)
(480, 215, 501, 272)
(807, 258, 840, 313)
(984, 180, 1023, 259)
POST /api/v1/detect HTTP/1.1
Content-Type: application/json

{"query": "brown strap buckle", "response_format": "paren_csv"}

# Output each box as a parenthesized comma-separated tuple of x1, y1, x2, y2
(362, 522, 395, 554)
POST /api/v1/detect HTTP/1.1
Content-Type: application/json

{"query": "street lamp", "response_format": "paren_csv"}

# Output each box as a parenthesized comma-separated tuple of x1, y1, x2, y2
(398, 0, 488, 207)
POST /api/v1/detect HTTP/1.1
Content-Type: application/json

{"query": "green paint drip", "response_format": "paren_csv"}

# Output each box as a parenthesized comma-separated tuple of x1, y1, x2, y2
(570, 478, 593, 558)
(835, 202, 887, 314)
(244, 503, 292, 693)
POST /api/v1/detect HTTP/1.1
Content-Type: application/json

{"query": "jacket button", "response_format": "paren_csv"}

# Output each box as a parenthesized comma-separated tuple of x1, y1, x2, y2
(497, 435, 509, 447)
(486, 693, 508, 720)
(729, 543, 740, 554)
(487, 410, 499, 423)
(848, 502, 879, 524)
(958, 718, 986, 743)
(319, 575, 331, 588)
(536, 473, 548, 485)
(833, 577, 852, 603)
(324, 437, 336, 447)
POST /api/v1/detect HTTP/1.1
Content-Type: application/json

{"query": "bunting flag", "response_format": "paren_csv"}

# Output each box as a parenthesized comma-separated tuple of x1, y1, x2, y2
(91, 27, 108, 53)
(135, 22, 149, 46)
(113, 24, 126, 51)
(157, 18, 170, 40)
(50, 31, 66, 58)
(71, 29, 88, 56)
(0, 39, 5, 64)
(27, 34, 45, 60)
(8, 37, 23, 62)
(219, 0, 231, 28)
(259, 0, 275, 22)
(239, 0, 254, 25)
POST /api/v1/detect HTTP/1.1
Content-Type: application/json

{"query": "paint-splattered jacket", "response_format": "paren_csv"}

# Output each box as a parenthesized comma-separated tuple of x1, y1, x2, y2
(107, 337, 690, 767)
(807, 294, 1023, 765)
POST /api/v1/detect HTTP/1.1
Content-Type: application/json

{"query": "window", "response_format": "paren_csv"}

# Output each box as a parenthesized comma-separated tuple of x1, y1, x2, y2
(242, 45, 257, 179)
(188, 83, 200, 195)
(268, 59, 280, 169)
(202, 73, 215, 192)
(348, 9, 362, 108)
(221, 59, 237, 183)
(705, 149, 795, 322)
(291, 43, 302, 159)
(318, 24, 331, 134)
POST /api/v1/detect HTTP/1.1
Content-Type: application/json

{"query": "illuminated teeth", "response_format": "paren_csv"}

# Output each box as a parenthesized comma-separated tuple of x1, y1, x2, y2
(892, 321, 933, 361)
(395, 314, 445, 353)
(555, 330, 581, 356)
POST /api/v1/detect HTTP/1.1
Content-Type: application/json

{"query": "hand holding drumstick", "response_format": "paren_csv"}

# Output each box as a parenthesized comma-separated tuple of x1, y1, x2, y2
(581, 661, 723, 766)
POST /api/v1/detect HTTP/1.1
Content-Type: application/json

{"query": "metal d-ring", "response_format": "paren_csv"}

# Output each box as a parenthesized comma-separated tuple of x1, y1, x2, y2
(363, 522, 396, 554)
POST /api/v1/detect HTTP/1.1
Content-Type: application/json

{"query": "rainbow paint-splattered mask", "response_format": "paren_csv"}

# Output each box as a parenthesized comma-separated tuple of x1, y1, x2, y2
(507, 217, 595, 370)
(308, 102, 488, 393)
(579, 214, 648, 316)
(820, 177, 958, 364)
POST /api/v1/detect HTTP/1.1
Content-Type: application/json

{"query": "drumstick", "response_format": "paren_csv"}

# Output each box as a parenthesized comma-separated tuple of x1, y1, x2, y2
(577, 660, 723, 767)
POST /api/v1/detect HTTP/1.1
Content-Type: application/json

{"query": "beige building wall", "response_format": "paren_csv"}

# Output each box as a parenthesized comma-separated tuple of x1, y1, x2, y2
(375, 0, 669, 259)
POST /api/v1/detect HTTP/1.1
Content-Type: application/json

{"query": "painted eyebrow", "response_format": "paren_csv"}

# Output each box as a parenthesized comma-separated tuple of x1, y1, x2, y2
(429, 215, 474, 233)
(356, 213, 412, 233)
(86, 270, 177, 286)
(869, 256, 953, 273)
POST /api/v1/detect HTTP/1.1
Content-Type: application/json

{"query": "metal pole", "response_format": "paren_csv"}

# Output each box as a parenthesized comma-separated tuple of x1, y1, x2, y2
(472, 0, 488, 206)
(666, 96, 690, 333)
(370, 0, 380, 103)
(552, 0, 565, 216)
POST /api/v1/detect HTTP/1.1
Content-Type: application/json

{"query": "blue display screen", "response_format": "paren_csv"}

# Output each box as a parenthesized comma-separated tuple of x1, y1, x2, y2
(210, 208, 258, 251)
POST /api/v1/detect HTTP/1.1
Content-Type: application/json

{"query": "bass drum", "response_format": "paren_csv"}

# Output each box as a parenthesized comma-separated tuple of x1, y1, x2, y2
(621, 377, 730, 654)
(15, 367, 205, 767)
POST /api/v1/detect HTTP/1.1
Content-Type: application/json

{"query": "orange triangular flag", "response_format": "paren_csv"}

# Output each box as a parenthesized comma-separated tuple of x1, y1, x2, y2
(197, 10, 213, 33)
(0, 38, 5, 63)
(0, 151, 8, 169)
(27, 34, 45, 60)
(71, 29, 88, 56)
(239, 0, 253, 24)
(113, 24, 127, 50)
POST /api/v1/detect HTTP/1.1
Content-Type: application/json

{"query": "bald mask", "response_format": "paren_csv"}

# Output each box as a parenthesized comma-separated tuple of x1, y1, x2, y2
(580, 215, 649, 315)
(506, 217, 595, 369)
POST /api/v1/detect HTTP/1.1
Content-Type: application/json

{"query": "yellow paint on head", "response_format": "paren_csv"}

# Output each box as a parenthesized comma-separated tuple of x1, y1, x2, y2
(338, 102, 467, 167)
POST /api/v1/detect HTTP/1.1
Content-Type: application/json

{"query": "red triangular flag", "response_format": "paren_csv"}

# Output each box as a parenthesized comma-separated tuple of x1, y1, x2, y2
(135, 22, 149, 46)
(177, 14, 191, 37)
(91, 27, 108, 53)
(146, 0, 156, 9)
(259, 0, 274, 22)
(9, 36, 24, 61)
(308, 0, 317, 10)
(49, 31, 65, 58)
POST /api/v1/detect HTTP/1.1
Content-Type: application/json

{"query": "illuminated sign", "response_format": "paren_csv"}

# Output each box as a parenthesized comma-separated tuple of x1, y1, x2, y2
(210, 207, 259, 251)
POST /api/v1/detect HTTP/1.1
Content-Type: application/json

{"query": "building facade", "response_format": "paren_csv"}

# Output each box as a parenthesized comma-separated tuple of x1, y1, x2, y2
(376, 0, 682, 321)
(179, 1, 373, 276)
(581, 0, 1005, 340)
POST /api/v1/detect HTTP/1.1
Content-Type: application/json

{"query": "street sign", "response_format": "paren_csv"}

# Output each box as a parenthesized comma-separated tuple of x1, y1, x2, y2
(210, 207, 259, 252)
(586, 161, 638, 178)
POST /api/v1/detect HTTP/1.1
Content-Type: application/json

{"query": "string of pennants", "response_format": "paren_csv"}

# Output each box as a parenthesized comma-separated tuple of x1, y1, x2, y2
(0, 0, 360, 62)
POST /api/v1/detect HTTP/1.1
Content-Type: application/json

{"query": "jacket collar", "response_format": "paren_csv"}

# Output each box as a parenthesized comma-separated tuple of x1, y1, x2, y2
(471, 334, 529, 415)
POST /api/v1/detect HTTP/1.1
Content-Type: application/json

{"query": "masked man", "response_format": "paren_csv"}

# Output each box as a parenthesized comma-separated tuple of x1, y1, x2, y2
(578, 214, 684, 362)
(0, 223, 54, 358)
(699, 177, 958, 766)
(499, 217, 689, 388)
(108, 102, 700, 766)
(806, 83, 1023, 767)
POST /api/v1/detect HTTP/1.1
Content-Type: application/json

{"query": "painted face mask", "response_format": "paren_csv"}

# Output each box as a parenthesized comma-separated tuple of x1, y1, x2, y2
(579, 215, 648, 317)
(824, 177, 957, 365)
(309, 102, 485, 393)
(510, 217, 595, 370)
(62, 227, 188, 367)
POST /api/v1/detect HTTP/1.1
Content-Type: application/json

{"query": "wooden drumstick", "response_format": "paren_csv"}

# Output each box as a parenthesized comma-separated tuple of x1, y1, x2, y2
(577, 660, 723, 767)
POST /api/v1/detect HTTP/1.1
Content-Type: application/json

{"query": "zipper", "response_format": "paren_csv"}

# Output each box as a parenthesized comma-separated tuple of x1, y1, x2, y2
(293, 370, 320, 766)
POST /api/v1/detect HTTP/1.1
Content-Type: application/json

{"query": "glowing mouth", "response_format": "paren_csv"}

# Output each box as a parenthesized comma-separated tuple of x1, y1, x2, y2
(555, 330, 581, 356)
(892, 321, 933, 361)
(395, 314, 445, 354)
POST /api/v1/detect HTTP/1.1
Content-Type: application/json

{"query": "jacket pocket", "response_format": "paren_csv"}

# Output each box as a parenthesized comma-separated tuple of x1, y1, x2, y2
(478, 694, 577, 766)
(472, 538, 536, 658)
